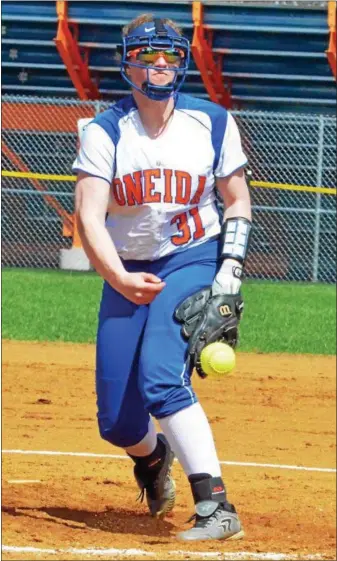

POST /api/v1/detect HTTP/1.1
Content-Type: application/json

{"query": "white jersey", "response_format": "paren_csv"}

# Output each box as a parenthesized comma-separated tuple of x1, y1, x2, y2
(72, 93, 247, 261)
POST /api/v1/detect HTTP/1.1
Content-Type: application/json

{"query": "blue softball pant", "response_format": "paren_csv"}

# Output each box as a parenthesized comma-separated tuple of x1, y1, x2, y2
(96, 237, 220, 448)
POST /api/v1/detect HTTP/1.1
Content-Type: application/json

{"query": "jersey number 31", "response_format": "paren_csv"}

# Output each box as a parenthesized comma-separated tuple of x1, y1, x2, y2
(170, 206, 205, 246)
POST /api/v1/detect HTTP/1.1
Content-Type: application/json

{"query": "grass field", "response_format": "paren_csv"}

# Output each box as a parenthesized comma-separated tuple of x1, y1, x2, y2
(2, 268, 336, 355)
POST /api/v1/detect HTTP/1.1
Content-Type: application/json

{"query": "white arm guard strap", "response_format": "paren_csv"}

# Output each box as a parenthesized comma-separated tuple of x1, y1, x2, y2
(220, 217, 252, 264)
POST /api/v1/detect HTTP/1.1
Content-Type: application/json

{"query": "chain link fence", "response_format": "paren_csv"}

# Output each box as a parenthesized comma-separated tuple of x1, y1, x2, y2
(235, 110, 336, 282)
(1, 94, 336, 282)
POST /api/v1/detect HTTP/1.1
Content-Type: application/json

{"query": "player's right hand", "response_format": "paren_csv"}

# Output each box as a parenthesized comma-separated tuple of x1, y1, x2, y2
(114, 272, 166, 305)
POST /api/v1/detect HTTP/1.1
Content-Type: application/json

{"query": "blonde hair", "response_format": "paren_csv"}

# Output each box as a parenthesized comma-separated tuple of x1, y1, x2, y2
(122, 13, 183, 37)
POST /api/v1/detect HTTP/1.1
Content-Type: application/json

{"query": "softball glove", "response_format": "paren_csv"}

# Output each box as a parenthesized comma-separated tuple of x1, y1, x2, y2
(174, 288, 243, 378)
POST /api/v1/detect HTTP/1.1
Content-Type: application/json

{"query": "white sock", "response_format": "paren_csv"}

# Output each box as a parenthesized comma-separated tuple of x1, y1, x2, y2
(159, 402, 222, 477)
(124, 417, 157, 457)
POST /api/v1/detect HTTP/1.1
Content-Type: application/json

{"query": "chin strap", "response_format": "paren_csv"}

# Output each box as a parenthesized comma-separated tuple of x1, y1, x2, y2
(141, 80, 174, 100)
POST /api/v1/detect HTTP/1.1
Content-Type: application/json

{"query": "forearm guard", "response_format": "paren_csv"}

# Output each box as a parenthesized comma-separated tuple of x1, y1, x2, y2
(220, 217, 252, 265)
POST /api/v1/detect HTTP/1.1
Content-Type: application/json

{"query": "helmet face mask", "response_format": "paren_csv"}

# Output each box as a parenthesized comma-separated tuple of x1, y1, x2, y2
(120, 19, 190, 101)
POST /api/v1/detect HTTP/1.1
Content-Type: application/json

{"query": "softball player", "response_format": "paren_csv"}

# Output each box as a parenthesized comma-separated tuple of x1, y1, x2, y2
(73, 14, 252, 542)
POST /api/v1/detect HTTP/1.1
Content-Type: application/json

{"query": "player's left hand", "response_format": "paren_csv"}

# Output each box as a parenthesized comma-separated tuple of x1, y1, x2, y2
(174, 288, 244, 378)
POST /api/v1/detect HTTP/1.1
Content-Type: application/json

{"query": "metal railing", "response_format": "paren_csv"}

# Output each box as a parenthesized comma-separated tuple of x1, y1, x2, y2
(1, 94, 336, 282)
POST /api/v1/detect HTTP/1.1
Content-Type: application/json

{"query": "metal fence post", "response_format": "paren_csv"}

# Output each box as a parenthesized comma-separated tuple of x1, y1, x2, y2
(312, 115, 324, 282)
(95, 100, 101, 115)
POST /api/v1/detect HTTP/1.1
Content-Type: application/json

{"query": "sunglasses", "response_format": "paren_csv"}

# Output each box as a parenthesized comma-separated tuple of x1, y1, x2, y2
(127, 47, 185, 65)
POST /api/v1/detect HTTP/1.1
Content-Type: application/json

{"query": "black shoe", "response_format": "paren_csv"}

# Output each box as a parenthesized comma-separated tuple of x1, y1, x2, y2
(133, 434, 176, 518)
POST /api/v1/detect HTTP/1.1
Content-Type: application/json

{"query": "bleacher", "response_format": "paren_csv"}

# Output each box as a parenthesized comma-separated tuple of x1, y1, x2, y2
(2, 0, 336, 113)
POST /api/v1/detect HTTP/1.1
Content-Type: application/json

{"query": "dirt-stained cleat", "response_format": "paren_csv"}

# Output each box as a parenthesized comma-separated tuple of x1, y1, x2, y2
(177, 500, 244, 541)
(133, 434, 176, 518)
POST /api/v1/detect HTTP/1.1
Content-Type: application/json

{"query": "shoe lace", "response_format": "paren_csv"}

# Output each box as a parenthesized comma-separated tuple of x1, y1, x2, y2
(186, 513, 196, 524)
(137, 488, 146, 503)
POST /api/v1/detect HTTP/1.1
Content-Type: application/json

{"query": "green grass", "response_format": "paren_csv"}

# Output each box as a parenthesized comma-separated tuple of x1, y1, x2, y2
(241, 281, 336, 354)
(2, 268, 336, 355)
(2, 268, 103, 343)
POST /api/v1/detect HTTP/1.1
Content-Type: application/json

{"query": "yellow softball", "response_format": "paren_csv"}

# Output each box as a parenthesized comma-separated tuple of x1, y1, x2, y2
(200, 341, 236, 376)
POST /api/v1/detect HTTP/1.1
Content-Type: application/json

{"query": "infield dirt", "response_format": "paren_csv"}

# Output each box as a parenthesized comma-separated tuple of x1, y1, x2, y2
(2, 340, 336, 560)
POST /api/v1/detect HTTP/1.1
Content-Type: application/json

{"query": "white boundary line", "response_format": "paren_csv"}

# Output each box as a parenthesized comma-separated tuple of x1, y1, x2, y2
(2, 449, 336, 473)
(1, 545, 328, 560)
(7, 479, 41, 484)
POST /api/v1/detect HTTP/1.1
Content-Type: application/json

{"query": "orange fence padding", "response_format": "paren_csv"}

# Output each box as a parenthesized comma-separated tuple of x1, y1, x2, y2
(326, 1, 336, 78)
(2, 102, 96, 133)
